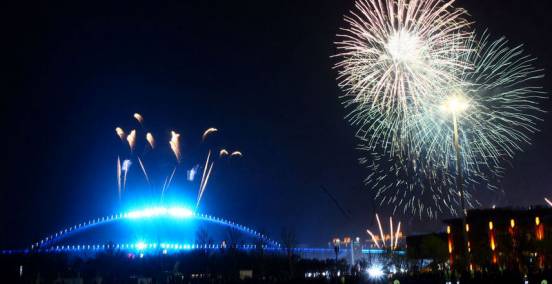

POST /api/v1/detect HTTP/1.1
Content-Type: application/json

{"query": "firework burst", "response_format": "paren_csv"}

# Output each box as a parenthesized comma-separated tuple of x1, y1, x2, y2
(412, 33, 545, 172)
(113, 114, 242, 209)
(335, 0, 473, 121)
(355, 32, 544, 218)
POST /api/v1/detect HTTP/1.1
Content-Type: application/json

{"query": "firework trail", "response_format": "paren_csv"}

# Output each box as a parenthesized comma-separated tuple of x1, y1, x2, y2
(126, 130, 137, 152)
(352, 31, 544, 218)
(545, 198, 552, 207)
(367, 214, 403, 249)
(115, 127, 125, 141)
(161, 175, 169, 200)
(390, 217, 394, 250)
(200, 150, 211, 187)
(394, 221, 401, 249)
(117, 156, 122, 199)
(375, 214, 386, 247)
(137, 156, 150, 185)
(170, 131, 181, 163)
(122, 159, 132, 192)
(146, 132, 155, 149)
(163, 166, 178, 199)
(219, 149, 229, 157)
(202, 127, 218, 141)
(366, 229, 380, 248)
(197, 162, 214, 209)
(196, 150, 214, 208)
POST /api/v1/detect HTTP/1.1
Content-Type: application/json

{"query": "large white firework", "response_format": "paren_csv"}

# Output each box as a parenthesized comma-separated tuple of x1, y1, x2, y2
(357, 33, 544, 218)
(335, 0, 472, 121)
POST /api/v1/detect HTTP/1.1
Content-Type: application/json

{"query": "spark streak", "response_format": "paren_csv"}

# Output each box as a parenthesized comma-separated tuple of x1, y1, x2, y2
(197, 162, 214, 209)
(137, 156, 150, 185)
(394, 221, 401, 249)
(375, 214, 386, 248)
(117, 156, 122, 199)
(366, 230, 380, 248)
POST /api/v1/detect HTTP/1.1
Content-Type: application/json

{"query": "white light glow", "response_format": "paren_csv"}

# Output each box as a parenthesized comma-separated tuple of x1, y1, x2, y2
(126, 206, 193, 219)
(367, 265, 385, 279)
(136, 241, 147, 250)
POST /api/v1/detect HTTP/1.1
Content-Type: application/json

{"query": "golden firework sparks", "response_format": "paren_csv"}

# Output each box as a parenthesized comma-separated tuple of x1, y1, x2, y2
(202, 127, 218, 141)
(126, 129, 136, 151)
(146, 132, 155, 149)
(169, 131, 181, 162)
(115, 127, 125, 140)
(133, 113, 144, 124)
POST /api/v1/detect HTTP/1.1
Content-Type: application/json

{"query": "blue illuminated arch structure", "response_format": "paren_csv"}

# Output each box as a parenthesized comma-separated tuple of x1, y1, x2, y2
(31, 207, 280, 253)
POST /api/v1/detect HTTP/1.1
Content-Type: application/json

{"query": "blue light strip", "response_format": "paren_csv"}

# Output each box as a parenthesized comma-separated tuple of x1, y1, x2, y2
(31, 206, 280, 249)
(361, 249, 406, 255)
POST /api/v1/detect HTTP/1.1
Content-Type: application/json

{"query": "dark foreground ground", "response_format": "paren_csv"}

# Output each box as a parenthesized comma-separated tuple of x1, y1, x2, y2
(1, 251, 551, 283)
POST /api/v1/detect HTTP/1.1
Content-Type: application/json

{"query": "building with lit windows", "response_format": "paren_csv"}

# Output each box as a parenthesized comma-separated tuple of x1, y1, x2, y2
(443, 207, 552, 272)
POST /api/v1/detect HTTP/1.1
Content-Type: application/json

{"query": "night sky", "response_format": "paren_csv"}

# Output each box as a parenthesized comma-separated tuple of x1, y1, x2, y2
(2, 0, 552, 248)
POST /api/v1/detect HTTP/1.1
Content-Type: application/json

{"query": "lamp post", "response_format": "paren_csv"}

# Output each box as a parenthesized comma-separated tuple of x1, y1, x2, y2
(332, 238, 341, 277)
(441, 94, 470, 269)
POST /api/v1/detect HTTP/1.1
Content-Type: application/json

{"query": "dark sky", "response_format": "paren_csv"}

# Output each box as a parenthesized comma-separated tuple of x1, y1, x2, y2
(2, 0, 552, 248)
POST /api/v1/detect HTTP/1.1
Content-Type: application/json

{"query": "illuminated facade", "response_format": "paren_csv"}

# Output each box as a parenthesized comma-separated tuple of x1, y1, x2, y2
(444, 207, 552, 271)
